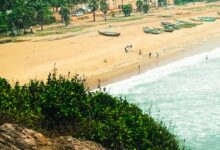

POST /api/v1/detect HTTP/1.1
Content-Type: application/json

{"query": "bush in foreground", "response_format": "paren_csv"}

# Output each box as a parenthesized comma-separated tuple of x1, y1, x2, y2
(0, 71, 184, 149)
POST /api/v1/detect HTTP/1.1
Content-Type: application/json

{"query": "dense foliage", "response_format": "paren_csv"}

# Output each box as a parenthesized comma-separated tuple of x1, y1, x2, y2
(100, 0, 109, 21)
(89, 0, 99, 22)
(136, 0, 143, 12)
(174, 0, 215, 5)
(0, 0, 56, 34)
(59, 4, 71, 26)
(122, 4, 133, 17)
(0, 71, 184, 149)
(142, 4, 150, 13)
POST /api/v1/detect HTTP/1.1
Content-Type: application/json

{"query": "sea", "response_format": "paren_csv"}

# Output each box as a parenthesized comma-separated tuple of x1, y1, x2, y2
(105, 47, 220, 150)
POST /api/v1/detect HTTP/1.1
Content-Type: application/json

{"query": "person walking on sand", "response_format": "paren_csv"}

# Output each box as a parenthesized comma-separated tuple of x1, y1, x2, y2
(139, 50, 142, 55)
(149, 52, 152, 58)
(125, 47, 128, 53)
(138, 64, 141, 73)
(157, 52, 159, 58)
(98, 79, 101, 89)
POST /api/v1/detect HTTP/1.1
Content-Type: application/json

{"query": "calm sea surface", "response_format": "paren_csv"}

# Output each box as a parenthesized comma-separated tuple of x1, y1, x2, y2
(106, 47, 220, 150)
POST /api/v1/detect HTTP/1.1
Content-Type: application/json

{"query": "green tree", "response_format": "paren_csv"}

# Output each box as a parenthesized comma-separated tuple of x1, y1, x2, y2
(50, 0, 60, 12)
(142, 4, 149, 13)
(0, 0, 14, 15)
(6, 0, 35, 35)
(100, 0, 108, 21)
(30, 0, 50, 31)
(136, 0, 143, 12)
(122, 4, 132, 17)
(0, 72, 183, 150)
(89, 0, 99, 22)
(59, 5, 71, 26)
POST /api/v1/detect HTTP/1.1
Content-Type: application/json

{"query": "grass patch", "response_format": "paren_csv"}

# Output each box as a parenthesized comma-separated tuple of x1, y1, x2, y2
(159, 15, 173, 18)
(108, 15, 143, 22)
(184, 4, 220, 11)
(35, 27, 83, 36)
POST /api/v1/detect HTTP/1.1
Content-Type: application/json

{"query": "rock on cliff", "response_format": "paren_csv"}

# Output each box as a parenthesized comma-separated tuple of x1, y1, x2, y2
(0, 123, 106, 150)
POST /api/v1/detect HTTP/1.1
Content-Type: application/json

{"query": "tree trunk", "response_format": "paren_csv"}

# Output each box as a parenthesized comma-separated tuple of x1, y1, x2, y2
(104, 13, 107, 21)
(56, 7, 58, 12)
(166, 0, 168, 10)
(40, 15, 43, 31)
(23, 26, 26, 34)
(93, 11, 96, 22)
(65, 19, 68, 26)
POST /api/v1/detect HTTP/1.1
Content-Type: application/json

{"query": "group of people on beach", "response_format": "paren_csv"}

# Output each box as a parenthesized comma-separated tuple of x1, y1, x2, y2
(124, 44, 160, 59)
(99, 45, 162, 88)
(124, 44, 133, 53)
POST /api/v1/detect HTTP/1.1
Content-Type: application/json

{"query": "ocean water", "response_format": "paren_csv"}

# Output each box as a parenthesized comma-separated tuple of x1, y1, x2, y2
(106, 47, 220, 150)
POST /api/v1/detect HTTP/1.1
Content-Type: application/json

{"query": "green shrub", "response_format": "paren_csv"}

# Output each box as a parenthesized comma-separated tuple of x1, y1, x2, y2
(0, 14, 8, 33)
(111, 11, 116, 17)
(0, 71, 184, 149)
(136, 0, 143, 12)
(142, 4, 150, 14)
(122, 4, 132, 17)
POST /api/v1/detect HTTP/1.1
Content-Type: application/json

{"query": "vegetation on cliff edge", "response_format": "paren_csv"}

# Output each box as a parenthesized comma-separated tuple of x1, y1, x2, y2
(0, 70, 184, 149)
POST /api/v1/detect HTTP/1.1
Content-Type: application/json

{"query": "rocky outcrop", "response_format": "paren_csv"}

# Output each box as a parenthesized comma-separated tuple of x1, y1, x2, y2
(0, 123, 106, 150)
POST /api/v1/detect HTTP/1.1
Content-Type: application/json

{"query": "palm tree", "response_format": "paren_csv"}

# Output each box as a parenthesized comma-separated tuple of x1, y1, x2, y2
(100, 0, 109, 21)
(88, 0, 98, 22)
(30, 0, 49, 30)
(0, 0, 14, 18)
(59, 5, 70, 26)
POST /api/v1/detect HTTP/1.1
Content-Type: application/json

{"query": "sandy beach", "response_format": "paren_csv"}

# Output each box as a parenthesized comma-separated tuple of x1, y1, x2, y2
(1, 2, 220, 89)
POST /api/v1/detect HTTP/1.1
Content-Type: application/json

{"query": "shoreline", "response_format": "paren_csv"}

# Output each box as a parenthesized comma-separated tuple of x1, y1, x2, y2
(88, 36, 220, 90)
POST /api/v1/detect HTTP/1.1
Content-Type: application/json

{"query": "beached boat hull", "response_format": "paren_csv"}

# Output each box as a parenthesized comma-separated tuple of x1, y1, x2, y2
(143, 27, 162, 34)
(98, 31, 120, 37)
(198, 17, 216, 22)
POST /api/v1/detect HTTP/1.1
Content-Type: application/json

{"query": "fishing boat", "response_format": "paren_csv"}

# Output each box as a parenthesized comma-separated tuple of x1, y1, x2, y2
(98, 31, 120, 37)
(161, 22, 172, 26)
(198, 17, 216, 22)
(163, 27, 174, 32)
(189, 18, 202, 22)
(175, 20, 199, 28)
(143, 27, 163, 34)
(161, 22, 180, 30)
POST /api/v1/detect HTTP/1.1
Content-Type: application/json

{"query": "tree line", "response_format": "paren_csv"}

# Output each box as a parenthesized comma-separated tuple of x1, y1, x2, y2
(0, 0, 109, 35)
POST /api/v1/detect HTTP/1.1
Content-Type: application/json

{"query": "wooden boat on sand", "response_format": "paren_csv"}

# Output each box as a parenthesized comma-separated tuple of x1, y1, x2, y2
(143, 27, 163, 34)
(98, 31, 120, 37)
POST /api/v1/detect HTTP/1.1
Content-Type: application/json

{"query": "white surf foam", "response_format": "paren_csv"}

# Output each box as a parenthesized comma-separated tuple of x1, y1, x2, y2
(106, 47, 220, 94)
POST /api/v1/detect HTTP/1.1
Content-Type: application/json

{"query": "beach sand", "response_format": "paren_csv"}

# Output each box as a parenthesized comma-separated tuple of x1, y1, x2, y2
(1, 2, 220, 89)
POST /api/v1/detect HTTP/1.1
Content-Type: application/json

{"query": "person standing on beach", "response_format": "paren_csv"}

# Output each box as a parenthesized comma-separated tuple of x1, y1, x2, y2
(125, 47, 128, 53)
(98, 79, 101, 89)
(157, 52, 159, 58)
(149, 52, 152, 58)
(139, 50, 142, 55)
(138, 64, 141, 73)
